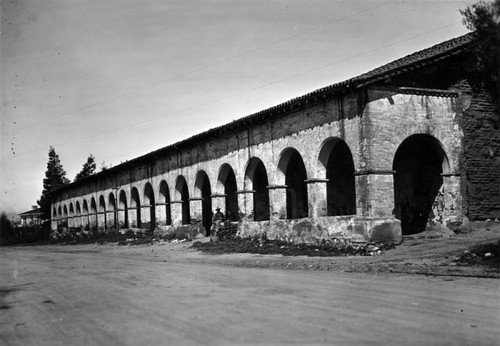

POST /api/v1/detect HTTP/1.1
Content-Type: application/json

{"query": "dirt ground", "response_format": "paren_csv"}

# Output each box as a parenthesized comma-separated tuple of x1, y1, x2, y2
(1, 222, 499, 345)
(83, 221, 500, 278)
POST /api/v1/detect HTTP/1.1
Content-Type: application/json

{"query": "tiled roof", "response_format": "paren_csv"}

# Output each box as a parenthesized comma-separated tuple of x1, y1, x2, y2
(53, 33, 473, 193)
(19, 208, 43, 216)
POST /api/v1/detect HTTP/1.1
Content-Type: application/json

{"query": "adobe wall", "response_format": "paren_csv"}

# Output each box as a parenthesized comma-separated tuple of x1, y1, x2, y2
(51, 88, 465, 243)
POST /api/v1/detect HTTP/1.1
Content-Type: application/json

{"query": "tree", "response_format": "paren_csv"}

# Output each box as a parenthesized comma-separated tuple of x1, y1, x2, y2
(74, 154, 96, 181)
(460, 0, 500, 106)
(37, 146, 70, 220)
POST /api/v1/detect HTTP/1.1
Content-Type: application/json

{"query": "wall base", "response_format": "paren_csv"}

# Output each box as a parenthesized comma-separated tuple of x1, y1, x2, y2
(237, 216, 402, 244)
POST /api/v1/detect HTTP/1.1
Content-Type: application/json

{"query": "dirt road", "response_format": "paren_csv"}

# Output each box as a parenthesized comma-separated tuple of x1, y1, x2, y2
(1, 245, 499, 345)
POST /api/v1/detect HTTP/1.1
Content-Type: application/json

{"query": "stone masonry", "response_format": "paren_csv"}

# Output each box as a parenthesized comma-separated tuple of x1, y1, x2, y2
(50, 34, 499, 243)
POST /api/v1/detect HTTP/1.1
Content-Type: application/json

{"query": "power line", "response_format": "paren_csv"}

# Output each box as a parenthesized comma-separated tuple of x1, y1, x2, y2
(15, 21, 462, 157)
(15, 1, 392, 131)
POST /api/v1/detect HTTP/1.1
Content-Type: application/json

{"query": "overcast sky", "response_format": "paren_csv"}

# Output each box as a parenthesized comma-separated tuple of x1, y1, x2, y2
(1, 0, 475, 214)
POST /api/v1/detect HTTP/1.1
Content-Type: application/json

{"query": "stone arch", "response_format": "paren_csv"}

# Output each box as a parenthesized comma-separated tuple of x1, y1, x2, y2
(99, 195, 106, 213)
(69, 203, 74, 216)
(217, 164, 238, 221)
(58, 205, 62, 217)
(90, 197, 98, 230)
(75, 201, 82, 228)
(99, 195, 106, 229)
(108, 192, 117, 228)
(131, 187, 141, 228)
(393, 134, 450, 235)
(277, 148, 308, 219)
(144, 182, 156, 231)
(82, 199, 90, 229)
(159, 180, 172, 225)
(63, 205, 68, 218)
(119, 190, 128, 228)
(244, 157, 270, 221)
(318, 138, 356, 216)
(175, 176, 190, 224)
(90, 197, 97, 213)
(194, 170, 212, 233)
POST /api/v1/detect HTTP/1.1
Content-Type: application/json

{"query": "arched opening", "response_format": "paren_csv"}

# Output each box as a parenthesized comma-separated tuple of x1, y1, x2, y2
(63, 205, 68, 226)
(195, 171, 212, 235)
(108, 193, 117, 228)
(245, 157, 270, 221)
(119, 190, 128, 228)
(75, 201, 81, 216)
(159, 181, 172, 225)
(131, 187, 141, 228)
(82, 200, 89, 228)
(218, 164, 238, 221)
(53, 207, 57, 218)
(75, 201, 82, 228)
(278, 148, 308, 219)
(144, 183, 156, 231)
(69, 203, 74, 216)
(83, 200, 89, 215)
(90, 198, 97, 230)
(319, 139, 356, 216)
(176, 176, 190, 225)
(58, 205, 62, 217)
(393, 134, 448, 235)
(99, 195, 106, 229)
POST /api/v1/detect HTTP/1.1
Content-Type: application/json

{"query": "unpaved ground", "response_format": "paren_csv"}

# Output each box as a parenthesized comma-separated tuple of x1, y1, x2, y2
(1, 244, 499, 346)
(1, 223, 499, 345)
(76, 222, 500, 278)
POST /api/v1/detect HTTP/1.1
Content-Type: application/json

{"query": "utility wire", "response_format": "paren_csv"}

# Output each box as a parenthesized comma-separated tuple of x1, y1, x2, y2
(15, 21, 462, 157)
(15, 1, 392, 131)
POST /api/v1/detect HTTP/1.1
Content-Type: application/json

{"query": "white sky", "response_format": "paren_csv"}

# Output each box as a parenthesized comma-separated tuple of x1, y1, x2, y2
(1, 0, 475, 214)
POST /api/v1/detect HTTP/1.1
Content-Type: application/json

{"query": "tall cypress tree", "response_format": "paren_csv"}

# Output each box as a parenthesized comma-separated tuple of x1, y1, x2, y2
(74, 154, 96, 181)
(37, 146, 70, 220)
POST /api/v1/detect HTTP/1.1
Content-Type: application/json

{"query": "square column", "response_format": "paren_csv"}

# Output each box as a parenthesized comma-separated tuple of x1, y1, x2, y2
(106, 211, 115, 229)
(141, 206, 153, 229)
(190, 198, 203, 224)
(117, 209, 128, 228)
(128, 208, 138, 228)
(355, 171, 395, 218)
(267, 185, 287, 220)
(82, 215, 90, 229)
(305, 179, 328, 218)
(170, 201, 183, 226)
(236, 190, 255, 221)
(74, 216, 81, 229)
(68, 217, 74, 229)
(89, 214, 98, 230)
(155, 203, 168, 227)
(97, 212, 106, 231)
(442, 174, 464, 227)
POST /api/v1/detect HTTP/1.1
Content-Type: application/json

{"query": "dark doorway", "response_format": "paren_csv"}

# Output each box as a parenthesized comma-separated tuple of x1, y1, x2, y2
(393, 134, 446, 235)
(219, 165, 238, 221)
(159, 181, 172, 225)
(196, 172, 212, 236)
(131, 187, 141, 228)
(144, 183, 155, 231)
(176, 176, 190, 225)
(246, 158, 270, 221)
(284, 150, 308, 219)
(119, 190, 128, 228)
(108, 193, 117, 228)
(326, 141, 356, 216)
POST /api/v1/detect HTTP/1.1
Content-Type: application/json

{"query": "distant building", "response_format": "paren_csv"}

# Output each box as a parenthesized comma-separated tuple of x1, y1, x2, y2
(19, 206, 44, 227)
